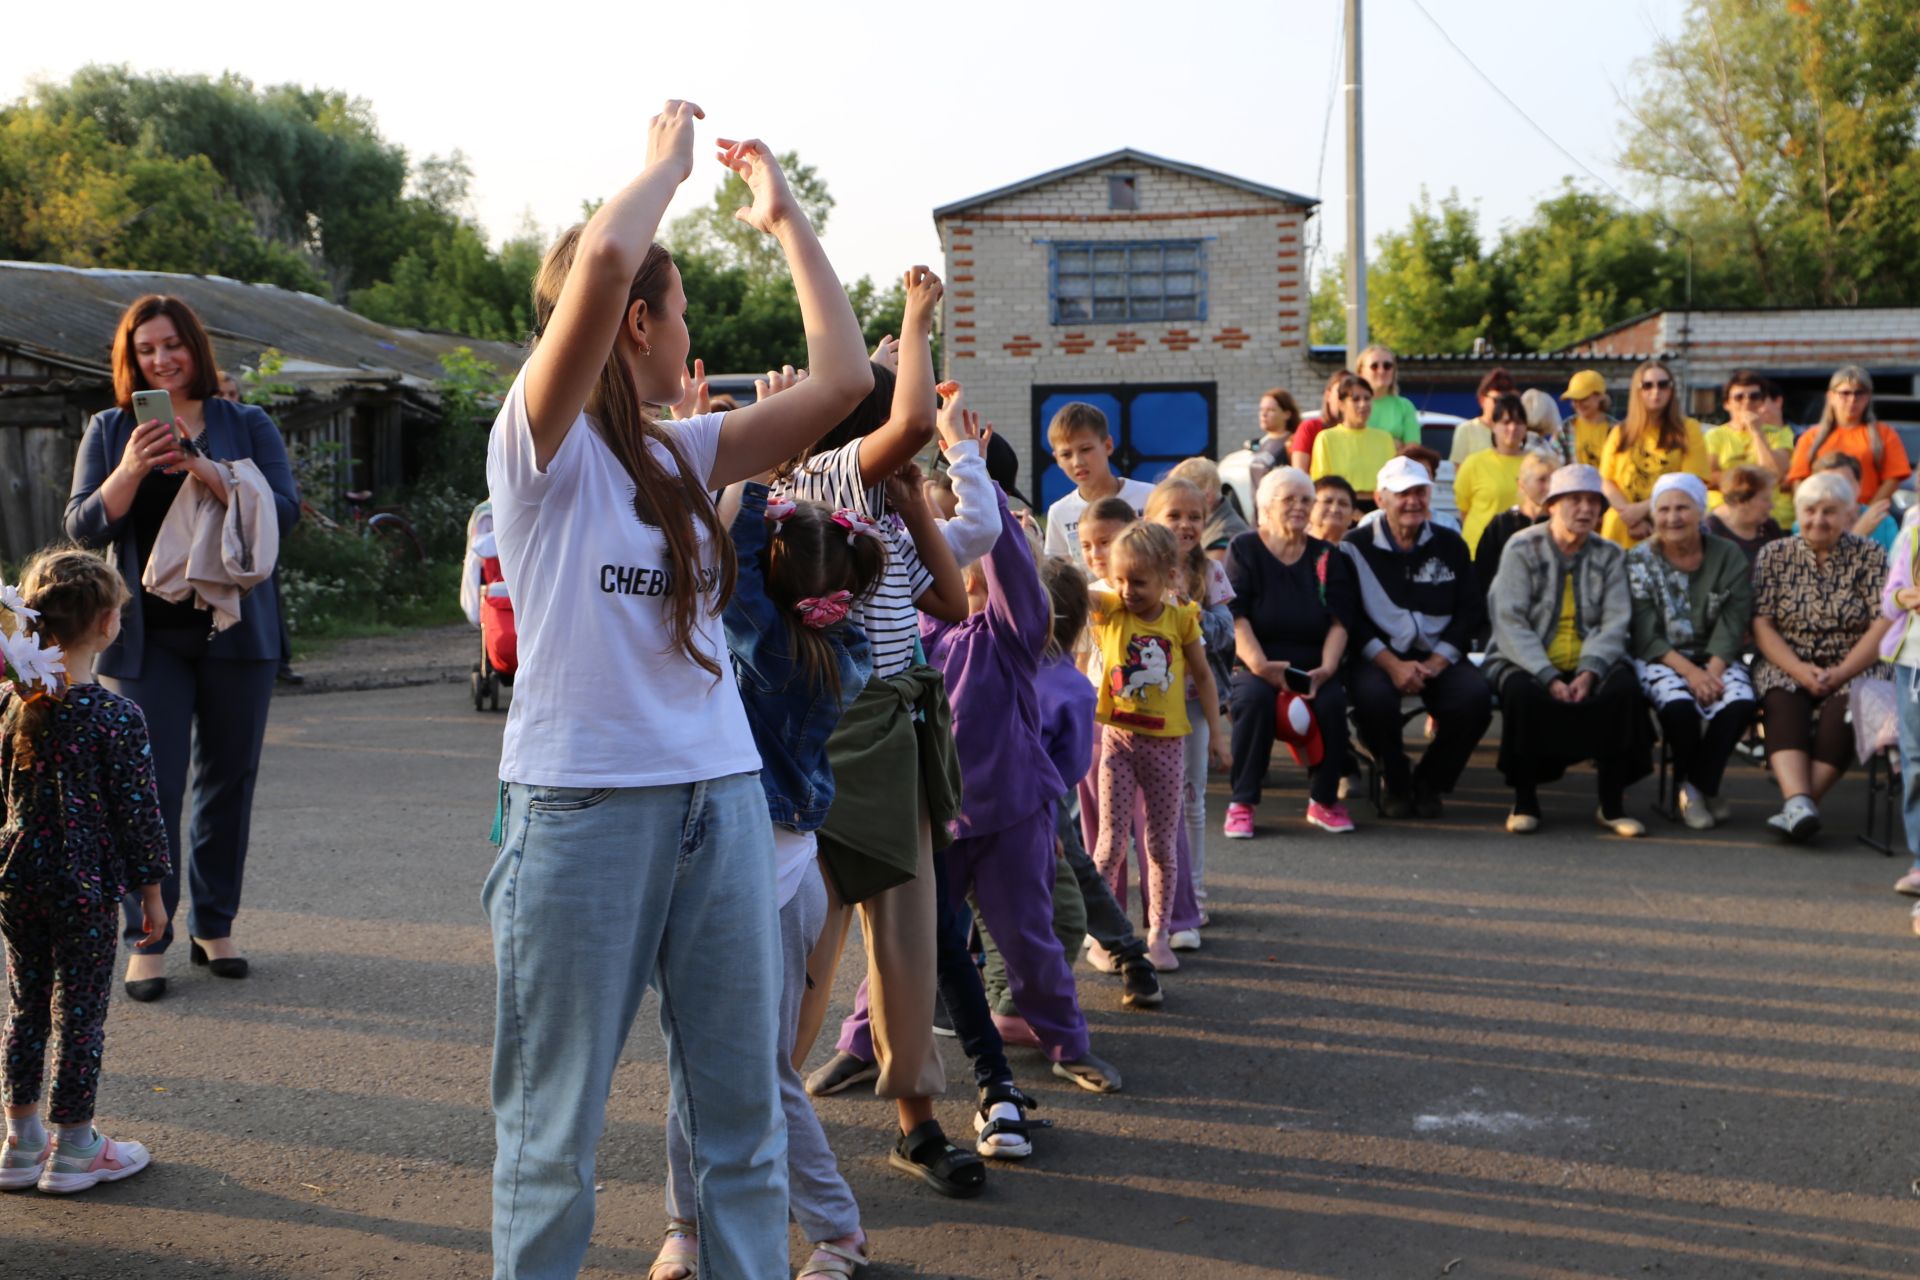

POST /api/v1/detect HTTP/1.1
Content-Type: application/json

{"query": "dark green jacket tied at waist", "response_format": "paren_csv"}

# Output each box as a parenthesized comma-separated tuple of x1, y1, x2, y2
(816, 663, 963, 905)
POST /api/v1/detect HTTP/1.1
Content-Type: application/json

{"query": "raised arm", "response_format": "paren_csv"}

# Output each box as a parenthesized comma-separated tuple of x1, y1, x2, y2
(977, 485, 1050, 664)
(719, 482, 800, 691)
(934, 387, 1003, 565)
(848, 267, 942, 487)
(523, 101, 703, 467)
(711, 142, 875, 484)
(890, 463, 969, 624)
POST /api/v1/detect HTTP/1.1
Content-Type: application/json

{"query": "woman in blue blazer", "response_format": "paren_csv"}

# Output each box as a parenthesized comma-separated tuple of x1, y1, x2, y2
(65, 295, 300, 1002)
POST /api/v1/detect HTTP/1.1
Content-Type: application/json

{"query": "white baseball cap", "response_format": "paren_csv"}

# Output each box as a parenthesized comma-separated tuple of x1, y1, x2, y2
(1376, 455, 1434, 493)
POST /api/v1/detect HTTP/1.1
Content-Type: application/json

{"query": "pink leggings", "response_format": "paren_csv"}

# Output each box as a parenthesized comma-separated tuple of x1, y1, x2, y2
(1092, 725, 1185, 934)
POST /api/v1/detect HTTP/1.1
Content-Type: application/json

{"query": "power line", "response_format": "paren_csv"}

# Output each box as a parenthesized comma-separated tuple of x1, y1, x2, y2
(1304, 5, 1347, 295)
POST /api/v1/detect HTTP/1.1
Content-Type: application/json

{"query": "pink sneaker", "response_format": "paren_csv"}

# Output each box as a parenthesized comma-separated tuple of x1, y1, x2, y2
(37, 1130, 150, 1194)
(1, 1136, 48, 1191)
(1307, 801, 1355, 833)
(1223, 803, 1255, 839)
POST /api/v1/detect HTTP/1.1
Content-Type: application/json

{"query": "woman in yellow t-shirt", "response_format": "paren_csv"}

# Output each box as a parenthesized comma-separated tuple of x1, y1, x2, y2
(1309, 371, 1396, 499)
(1454, 392, 1530, 557)
(1598, 359, 1709, 547)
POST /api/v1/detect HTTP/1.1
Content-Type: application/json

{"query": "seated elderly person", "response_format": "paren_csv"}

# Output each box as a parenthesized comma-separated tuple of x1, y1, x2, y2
(1626, 474, 1757, 830)
(1751, 469, 1894, 841)
(1338, 455, 1493, 819)
(1224, 466, 1357, 837)
(1706, 463, 1787, 569)
(1484, 464, 1652, 836)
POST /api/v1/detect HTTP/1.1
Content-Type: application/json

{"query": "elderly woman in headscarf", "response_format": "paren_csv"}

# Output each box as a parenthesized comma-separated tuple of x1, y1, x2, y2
(1751, 468, 1893, 841)
(1221, 466, 1358, 839)
(1483, 464, 1652, 836)
(1626, 473, 1756, 830)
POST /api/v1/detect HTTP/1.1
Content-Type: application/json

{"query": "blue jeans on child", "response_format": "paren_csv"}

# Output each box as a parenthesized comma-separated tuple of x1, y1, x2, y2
(484, 776, 787, 1280)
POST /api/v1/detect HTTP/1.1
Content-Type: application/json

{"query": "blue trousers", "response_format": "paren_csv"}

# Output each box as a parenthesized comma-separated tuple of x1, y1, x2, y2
(104, 629, 278, 952)
(485, 776, 787, 1280)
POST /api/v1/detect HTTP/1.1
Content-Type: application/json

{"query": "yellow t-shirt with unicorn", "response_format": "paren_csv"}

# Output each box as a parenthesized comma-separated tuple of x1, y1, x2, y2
(1087, 590, 1200, 737)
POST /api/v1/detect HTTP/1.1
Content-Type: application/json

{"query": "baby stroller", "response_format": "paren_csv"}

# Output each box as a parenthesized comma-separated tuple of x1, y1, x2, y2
(461, 501, 517, 712)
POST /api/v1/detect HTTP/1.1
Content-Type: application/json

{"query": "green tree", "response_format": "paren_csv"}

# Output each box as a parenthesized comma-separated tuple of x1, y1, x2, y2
(1365, 191, 1498, 354)
(666, 150, 834, 275)
(1489, 184, 1687, 351)
(1308, 255, 1348, 346)
(1621, 0, 1920, 305)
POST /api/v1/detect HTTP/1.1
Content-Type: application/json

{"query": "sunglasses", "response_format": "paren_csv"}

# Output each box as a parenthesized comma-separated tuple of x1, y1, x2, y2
(1729, 391, 1763, 403)
(1366, 361, 1395, 370)
(1834, 388, 1870, 398)
(1641, 379, 1673, 390)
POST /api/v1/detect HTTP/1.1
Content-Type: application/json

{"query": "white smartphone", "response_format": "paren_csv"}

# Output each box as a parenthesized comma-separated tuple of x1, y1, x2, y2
(131, 389, 174, 427)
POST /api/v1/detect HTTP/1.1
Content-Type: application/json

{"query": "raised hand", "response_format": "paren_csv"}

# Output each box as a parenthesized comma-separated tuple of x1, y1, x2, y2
(936, 383, 984, 450)
(717, 138, 797, 236)
(754, 365, 808, 403)
(646, 100, 705, 182)
(901, 266, 943, 333)
(671, 357, 711, 418)
(871, 334, 899, 372)
(886, 461, 929, 515)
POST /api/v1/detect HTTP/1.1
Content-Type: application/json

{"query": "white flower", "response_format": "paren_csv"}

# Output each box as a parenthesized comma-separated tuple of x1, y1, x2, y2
(0, 582, 38, 620)
(0, 627, 63, 690)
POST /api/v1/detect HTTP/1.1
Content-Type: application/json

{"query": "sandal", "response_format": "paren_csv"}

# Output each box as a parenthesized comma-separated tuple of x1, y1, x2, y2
(973, 1082, 1049, 1159)
(797, 1238, 869, 1278)
(887, 1120, 985, 1198)
(648, 1219, 698, 1280)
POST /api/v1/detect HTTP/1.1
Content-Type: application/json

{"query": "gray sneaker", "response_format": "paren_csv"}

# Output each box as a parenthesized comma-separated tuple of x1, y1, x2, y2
(1052, 1051, 1123, 1094)
(805, 1051, 878, 1097)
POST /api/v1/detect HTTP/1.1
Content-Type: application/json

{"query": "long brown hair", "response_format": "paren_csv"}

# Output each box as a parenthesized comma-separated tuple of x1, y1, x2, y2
(1144, 477, 1211, 603)
(111, 295, 220, 410)
(4, 546, 128, 765)
(531, 230, 737, 678)
(762, 499, 887, 703)
(1620, 359, 1687, 454)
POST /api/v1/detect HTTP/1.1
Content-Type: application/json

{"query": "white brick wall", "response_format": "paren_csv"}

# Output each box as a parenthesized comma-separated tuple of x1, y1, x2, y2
(937, 159, 1316, 496)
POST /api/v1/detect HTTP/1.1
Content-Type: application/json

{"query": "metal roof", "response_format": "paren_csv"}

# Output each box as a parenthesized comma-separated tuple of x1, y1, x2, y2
(933, 148, 1318, 219)
(0, 261, 526, 393)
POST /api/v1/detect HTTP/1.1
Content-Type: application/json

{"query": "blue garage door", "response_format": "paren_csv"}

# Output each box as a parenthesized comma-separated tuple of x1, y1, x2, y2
(1032, 383, 1217, 509)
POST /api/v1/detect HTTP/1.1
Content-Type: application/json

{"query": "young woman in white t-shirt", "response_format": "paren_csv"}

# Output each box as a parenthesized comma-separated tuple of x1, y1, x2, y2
(481, 101, 874, 1280)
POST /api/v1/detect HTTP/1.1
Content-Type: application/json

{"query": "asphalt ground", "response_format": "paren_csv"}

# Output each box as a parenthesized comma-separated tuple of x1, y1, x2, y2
(5, 680, 1920, 1279)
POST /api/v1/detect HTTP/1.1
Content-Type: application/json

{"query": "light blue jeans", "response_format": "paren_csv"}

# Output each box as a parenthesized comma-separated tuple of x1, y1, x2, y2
(1897, 666, 1920, 869)
(484, 775, 787, 1279)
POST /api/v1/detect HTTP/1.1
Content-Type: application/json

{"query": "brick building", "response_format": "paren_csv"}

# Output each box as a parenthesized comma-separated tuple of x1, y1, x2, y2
(933, 150, 1317, 508)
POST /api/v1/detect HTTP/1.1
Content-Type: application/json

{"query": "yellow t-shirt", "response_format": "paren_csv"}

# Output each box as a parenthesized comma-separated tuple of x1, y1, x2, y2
(1310, 425, 1398, 493)
(1545, 576, 1581, 672)
(1598, 417, 1710, 547)
(1704, 423, 1795, 527)
(1454, 449, 1523, 557)
(1449, 419, 1494, 466)
(1568, 417, 1612, 469)
(1089, 591, 1200, 737)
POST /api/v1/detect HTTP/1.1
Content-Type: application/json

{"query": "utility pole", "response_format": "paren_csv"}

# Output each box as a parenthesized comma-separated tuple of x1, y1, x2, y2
(1343, 0, 1368, 362)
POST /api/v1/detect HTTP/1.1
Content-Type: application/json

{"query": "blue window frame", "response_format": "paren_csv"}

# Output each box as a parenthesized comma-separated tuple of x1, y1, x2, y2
(1048, 240, 1207, 325)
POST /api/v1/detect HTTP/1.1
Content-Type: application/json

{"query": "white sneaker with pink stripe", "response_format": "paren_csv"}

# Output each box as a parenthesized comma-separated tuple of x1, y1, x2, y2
(37, 1130, 151, 1194)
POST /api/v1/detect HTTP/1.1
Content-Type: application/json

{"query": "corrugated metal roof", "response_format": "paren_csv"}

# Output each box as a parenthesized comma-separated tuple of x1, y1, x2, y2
(0, 261, 526, 392)
(933, 148, 1317, 219)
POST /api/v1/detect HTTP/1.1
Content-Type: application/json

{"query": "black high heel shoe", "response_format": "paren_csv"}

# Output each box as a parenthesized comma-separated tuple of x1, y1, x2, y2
(190, 939, 249, 980)
(123, 976, 167, 1002)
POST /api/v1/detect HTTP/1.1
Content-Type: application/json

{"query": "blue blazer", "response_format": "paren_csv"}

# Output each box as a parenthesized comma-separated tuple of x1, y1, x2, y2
(65, 398, 300, 680)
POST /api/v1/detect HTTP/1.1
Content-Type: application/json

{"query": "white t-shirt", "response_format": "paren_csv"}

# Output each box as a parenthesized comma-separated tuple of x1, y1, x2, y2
(486, 371, 761, 788)
(772, 824, 817, 909)
(780, 440, 934, 679)
(1043, 477, 1158, 567)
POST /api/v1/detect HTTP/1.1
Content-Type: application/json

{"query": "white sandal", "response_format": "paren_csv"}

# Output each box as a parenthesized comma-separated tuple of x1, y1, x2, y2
(648, 1219, 697, 1280)
(797, 1239, 868, 1278)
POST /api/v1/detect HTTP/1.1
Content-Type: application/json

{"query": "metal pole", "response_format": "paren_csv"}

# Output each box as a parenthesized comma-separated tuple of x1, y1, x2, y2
(1343, 0, 1368, 362)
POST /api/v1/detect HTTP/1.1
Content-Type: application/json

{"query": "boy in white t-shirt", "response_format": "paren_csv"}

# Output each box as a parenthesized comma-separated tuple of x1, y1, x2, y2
(1040, 402, 1156, 567)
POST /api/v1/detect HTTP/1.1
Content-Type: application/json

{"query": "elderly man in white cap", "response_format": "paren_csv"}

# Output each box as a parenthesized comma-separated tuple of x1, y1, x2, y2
(1338, 454, 1493, 819)
(1484, 464, 1652, 836)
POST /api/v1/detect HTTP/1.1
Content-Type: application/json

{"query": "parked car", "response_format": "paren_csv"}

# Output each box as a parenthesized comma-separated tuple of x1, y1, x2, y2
(1219, 411, 1466, 524)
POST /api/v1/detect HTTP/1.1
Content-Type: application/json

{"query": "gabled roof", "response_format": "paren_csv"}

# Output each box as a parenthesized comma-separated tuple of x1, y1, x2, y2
(0, 261, 526, 393)
(933, 148, 1317, 219)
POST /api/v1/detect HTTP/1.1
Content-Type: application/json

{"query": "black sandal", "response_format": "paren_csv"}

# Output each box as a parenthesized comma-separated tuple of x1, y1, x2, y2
(888, 1120, 986, 1198)
(973, 1082, 1048, 1160)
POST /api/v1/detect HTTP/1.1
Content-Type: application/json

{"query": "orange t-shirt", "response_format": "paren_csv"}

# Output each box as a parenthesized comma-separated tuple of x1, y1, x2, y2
(1787, 423, 1911, 498)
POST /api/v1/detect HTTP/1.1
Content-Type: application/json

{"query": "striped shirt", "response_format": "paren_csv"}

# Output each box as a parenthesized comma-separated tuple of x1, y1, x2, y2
(781, 441, 934, 679)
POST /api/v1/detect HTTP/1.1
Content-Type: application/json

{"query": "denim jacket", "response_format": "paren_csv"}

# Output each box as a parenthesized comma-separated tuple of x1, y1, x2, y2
(724, 483, 873, 831)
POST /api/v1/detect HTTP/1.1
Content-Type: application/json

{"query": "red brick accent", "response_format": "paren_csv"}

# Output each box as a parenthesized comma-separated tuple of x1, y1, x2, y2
(953, 319, 975, 328)
(1058, 335, 1095, 355)
(952, 258, 974, 268)
(1003, 338, 1043, 356)
(1107, 330, 1146, 353)
(1211, 327, 1251, 345)
(953, 304, 975, 313)
(949, 226, 972, 236)
(1160, 332, 1194, 351)
(1277, 310, 1299, 319)
(952, 274, 975, 283)
(957, 206, 1302, 224)
(952, 333, 976, 344)
(953, 350, 976, 359)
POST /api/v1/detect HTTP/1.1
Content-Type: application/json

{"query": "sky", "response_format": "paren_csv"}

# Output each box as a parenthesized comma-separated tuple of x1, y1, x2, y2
(4, 0, 1692, 293)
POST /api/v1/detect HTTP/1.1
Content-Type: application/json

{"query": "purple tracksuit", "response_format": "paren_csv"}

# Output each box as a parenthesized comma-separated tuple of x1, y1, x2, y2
(922, 488, 1087, 1060)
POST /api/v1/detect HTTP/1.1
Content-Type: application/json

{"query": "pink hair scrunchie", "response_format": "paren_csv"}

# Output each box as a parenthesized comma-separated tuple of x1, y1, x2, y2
(831, 508, 883, 544)
(794, 589, 853, 629)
